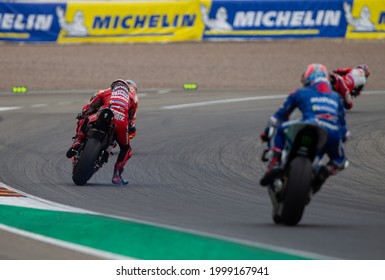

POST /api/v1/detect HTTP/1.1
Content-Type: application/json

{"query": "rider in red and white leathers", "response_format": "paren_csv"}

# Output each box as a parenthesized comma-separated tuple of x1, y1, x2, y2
(66, 79, 139, 185)
(329, 64, 370, 110)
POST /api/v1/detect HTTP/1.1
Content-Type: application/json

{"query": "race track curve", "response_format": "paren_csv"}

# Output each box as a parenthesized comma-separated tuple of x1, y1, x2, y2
(0, 88, 384, 259)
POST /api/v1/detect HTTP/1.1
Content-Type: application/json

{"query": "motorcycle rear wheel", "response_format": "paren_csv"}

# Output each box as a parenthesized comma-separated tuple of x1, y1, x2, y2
(72, 138, 101, 185)
(274, 157, 312, 226)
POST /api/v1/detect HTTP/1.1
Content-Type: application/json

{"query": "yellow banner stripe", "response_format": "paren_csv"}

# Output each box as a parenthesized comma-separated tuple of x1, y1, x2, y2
(0, 32, 30, 39)
(347, 32, 385, 39)
(205, 29, 320, 35)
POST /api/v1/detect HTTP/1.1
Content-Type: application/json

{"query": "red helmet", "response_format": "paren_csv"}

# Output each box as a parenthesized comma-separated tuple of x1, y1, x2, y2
(301, 63, 328, 86)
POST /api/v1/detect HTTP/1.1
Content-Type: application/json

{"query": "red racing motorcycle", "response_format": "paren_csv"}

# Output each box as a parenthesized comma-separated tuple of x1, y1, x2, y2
(71, 108, 115, 185)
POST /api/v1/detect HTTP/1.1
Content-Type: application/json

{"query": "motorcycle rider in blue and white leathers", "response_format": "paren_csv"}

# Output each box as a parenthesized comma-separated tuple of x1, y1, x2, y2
(260, 63, 349, 192)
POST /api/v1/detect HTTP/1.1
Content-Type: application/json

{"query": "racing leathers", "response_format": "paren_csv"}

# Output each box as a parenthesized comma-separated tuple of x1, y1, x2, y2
(68, 84, 138, 185)
(329, 66, 369, 110)
(72, 88, 138, 144)
(260, 80, 348, 189)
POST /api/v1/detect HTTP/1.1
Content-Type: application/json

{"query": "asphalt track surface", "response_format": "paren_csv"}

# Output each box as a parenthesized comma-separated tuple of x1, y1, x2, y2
(0, 88, 384, 259)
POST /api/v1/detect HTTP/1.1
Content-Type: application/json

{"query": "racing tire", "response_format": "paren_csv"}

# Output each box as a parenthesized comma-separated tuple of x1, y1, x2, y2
(72, 138, 101, 186)
(273, 213, 283, 224)
(277, 157, 312, 226)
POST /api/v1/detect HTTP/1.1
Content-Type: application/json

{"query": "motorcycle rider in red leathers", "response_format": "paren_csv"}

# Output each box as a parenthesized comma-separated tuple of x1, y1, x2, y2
(66, 79, 139, 185)
(329, 64, 370, 110)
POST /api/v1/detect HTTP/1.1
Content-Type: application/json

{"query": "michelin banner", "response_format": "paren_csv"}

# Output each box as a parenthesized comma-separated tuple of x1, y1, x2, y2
(0, 3, 62, 42)
(0, 0, 204, 43)
(57, 1, 204, 43)
(1, 0, 384, 43)
(344, 0, 385, 39)
(201, 0, 350, 39)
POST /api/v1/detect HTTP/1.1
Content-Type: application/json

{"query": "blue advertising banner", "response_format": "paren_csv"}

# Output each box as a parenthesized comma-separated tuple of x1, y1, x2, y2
(0, 3, 63, 42)
(2, 0, 378, 43)
(201, 0, 351, 39)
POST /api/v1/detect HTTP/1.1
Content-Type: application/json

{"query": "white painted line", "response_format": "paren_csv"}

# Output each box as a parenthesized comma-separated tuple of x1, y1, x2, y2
(31, 104, 48, 108)
(0, 88, 167, 96)
(0, 106, 22, 112)
(161, 90, 385, 110)
(0, 224, 131, 260)
(0, 182, 93, 213)
(0, 182, 333, 259)
(364, 90, 385, 95)
(0, 196, 91, 213)
(137, 93, 147, 97)
(57, 101, 72, 106)
(0, 182, 131, 259)
(102, 213, 334, 260)
(162, 95, 287, 110)
(157, 89, 171, 94)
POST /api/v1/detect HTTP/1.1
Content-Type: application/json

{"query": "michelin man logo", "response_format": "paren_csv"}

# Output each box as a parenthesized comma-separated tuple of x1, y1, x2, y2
(201, 4, 232, 31)
(56, 6, 88, 36)
(343, 2, 375, 32)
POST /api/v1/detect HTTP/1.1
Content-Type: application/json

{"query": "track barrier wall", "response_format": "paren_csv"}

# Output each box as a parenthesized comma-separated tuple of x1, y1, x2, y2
(0, 0, 384, 43)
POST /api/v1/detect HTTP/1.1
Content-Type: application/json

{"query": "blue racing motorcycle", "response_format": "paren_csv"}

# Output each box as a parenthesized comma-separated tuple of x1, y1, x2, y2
(261, 122, 328, 226)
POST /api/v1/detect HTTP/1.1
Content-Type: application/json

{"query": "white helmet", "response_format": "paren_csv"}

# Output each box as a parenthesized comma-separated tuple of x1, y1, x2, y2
(349, 68, 367, 88)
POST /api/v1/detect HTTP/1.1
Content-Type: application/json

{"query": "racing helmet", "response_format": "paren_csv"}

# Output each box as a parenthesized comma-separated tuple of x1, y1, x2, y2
(110, 79, 130, 90)
(357, 64, 370, 78)
(350, 68, 367, 88)
(301, 63, 328, 86)
(125, 79, 138, 94)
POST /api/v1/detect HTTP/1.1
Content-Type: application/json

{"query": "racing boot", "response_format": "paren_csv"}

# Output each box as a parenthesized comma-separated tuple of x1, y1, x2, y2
(312, 163, 338, 194)
(66, 137, 82, 158)
(112, 164, 129, 185)
(260, 149, 282, 187)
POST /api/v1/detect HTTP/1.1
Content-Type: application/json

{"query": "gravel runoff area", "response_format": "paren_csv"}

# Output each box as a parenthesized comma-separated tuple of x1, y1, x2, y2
(1, 39, 384, 92)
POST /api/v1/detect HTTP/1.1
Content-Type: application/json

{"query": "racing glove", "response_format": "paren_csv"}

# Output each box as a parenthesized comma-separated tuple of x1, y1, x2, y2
(342, 131, 351, 143)
(129, 124, 137, 139)
(260, 116, 278, 143)
(260, 128, 270, 142)
(76, 112, 83, 120)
